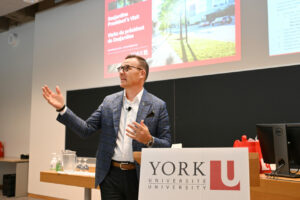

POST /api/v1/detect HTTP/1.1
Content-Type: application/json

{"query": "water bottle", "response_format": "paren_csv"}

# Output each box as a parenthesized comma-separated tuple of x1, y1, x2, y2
(50, 153, 57, 171)
(56, 157, 63, 172)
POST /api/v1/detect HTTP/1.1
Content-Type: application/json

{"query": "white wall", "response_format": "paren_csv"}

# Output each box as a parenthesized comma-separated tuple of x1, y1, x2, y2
(29, 0, 105, 199)
(0, 22, 34, 183)
(0, 22, 33, 157)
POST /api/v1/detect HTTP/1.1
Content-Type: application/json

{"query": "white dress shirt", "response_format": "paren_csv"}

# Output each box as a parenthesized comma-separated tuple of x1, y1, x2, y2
(112, 88, 144, 162)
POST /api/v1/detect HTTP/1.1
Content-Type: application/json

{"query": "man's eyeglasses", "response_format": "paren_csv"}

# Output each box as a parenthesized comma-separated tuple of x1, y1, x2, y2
(117, 65, 143, 72)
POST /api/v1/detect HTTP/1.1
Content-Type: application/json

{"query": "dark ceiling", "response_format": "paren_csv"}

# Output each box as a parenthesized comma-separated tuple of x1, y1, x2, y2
(0, 0, 74, 33)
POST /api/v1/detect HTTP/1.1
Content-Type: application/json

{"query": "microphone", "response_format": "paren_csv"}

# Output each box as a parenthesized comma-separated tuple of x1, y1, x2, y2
(126, 106, 132, 111)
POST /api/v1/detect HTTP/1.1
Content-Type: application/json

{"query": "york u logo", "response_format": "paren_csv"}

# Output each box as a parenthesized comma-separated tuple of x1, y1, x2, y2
(210, 160, 240, 190)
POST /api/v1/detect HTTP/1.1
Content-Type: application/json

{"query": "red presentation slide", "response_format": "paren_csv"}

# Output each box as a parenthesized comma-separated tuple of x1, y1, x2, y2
(104, 0, 240, 78)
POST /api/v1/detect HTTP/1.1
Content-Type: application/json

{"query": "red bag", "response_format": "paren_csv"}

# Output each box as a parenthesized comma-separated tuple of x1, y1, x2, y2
(233, 135, 271, 173)
(0, 141, 4, 157)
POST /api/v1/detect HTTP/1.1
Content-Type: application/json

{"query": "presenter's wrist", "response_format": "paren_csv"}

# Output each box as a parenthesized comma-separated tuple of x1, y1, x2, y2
(56, 105, 65, 112)
(146, 136, 154, 147)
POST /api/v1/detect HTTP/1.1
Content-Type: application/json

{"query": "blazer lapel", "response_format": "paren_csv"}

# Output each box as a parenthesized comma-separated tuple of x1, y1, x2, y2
(136, 90, 152, 123)
(112, 92, 124, 136)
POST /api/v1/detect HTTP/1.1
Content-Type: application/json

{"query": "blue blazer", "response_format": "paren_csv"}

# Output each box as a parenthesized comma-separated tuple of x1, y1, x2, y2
(57, 89, 172, 187)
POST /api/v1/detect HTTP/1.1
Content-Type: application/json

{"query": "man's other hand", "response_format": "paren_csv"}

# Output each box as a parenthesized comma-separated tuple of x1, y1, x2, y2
(42, 85, 65, 110)
(126, 120, 152, 145)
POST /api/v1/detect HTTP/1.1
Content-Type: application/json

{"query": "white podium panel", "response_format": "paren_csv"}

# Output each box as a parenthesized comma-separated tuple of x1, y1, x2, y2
(139, 148, 249, 200)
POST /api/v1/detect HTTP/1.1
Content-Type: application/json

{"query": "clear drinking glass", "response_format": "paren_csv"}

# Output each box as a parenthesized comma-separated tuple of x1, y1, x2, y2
(82, 158, 89, 171)
(76, 157, 83, 171)
(61, 150, 76, 172)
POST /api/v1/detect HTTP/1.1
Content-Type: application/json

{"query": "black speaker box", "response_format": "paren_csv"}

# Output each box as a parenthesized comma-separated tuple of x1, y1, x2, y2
(2, 174, 16, 197)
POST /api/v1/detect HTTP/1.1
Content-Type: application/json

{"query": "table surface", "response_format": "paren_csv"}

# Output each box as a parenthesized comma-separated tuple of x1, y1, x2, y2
(40, 170, 99, 189)
(0, 157, 29, 163)
(250, 174, 300, 200)
(260, 173, 300, 182)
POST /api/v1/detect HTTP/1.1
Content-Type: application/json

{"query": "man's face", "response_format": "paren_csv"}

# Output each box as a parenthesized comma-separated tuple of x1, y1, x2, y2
(119, 57, 145, 89)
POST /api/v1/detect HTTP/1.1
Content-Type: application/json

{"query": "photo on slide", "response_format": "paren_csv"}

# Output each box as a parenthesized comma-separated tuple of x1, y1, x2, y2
(104, 0, 241, 78)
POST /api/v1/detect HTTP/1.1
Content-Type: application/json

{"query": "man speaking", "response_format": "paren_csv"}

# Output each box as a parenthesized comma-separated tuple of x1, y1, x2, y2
(42, 55, 172, 200)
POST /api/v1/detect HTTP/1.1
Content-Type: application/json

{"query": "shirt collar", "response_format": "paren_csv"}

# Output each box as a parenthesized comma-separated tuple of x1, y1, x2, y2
(124, 88, 144, 105)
